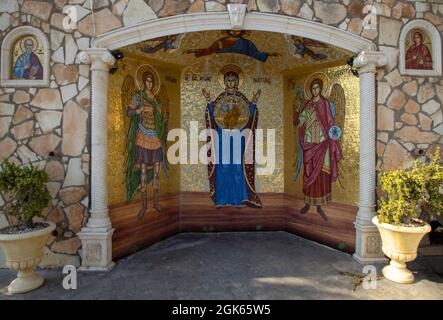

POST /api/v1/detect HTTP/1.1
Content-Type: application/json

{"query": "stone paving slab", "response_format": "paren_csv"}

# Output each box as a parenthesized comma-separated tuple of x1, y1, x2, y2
(0, 232, 442, 300)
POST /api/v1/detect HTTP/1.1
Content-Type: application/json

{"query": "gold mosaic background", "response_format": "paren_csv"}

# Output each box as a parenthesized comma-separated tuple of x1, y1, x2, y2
(108, 31, 357, 203)
(107, 56, 181, 205)
(284, 65, 360, 205)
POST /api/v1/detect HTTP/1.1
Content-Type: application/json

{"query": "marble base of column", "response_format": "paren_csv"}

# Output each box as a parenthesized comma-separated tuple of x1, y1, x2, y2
(353, 209, 388, 264)
(78, 227, 115, 272)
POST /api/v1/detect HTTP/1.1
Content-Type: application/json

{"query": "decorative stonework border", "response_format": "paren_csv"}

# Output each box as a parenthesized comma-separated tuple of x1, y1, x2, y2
(399, 19, 442, 77)
(0, 26, 50, 88)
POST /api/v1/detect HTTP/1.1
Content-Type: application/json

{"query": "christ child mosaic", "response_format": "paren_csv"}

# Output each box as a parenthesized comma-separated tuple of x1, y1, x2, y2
(293, 72, 346, 221)
(12, 35, 44, 80)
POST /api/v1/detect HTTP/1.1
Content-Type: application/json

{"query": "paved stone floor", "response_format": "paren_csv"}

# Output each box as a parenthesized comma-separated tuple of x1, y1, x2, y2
(0, 232, 442, 300)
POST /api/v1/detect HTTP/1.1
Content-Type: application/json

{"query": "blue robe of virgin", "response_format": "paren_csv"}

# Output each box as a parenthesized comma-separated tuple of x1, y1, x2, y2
(205, 91, 262, 208)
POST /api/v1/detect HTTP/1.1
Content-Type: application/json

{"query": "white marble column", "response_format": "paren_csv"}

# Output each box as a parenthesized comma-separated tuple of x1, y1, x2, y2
(353, 51, 388, 264)
(77, 48, 116, 271)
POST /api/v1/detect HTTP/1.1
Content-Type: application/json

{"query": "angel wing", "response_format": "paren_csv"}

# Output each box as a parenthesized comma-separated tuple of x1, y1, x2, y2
(121, 75, 135, 138)
(121, 75, 142, 203)
(292, 88, 306, 121)
(302, 38, 329, 48)
(155, 84, 170, 179)
(121, 75, 135, 170)
(156, 84, 170, 115)
(328, 83, 346, 188)
(147, 35, 172, 43)
(329, 83, 346, 133)
(293, 86, 306, 182)
(172, 34, 185, 51)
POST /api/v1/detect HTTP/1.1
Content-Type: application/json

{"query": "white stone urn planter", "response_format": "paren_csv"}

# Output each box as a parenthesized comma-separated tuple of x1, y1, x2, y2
(372, 216, 431, 284)
(0, 221, 55, 294)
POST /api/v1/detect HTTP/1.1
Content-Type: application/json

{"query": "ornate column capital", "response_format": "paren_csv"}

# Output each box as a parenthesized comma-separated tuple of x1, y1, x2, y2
(78, 48, 116, 72)
(353, 51, 387, 74)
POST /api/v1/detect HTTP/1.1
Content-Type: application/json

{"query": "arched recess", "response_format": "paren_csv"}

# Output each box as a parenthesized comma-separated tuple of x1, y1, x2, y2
(77, 12, 387, 271)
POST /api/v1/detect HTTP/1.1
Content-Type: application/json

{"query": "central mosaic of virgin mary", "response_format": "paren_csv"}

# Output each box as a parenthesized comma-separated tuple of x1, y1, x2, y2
(204, 64, 262, 208)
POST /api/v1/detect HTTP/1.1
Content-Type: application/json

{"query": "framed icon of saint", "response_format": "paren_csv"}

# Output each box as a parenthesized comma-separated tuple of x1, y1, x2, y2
(1, 26, 49, 87)
(399, 20, 441, 76)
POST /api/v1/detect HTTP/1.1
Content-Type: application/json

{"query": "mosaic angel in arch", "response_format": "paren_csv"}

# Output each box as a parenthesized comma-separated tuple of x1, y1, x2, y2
(203, 64, 262, 208)
(124, 65, 169, 220)
(12, 36, 43, 80)
(293, 73, 345, 221)
(288, 36, 328, 61)
(405, 29, 433, 70)
(140, 34, 184, 54)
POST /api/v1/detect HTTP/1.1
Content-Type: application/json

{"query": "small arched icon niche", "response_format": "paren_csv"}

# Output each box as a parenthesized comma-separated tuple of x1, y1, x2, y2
(0, 26, 49, 87)
(399, 19, 442, 77)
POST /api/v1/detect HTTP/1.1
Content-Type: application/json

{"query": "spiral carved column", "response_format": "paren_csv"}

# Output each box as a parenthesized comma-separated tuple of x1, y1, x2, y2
(77, 48, 116, 271)
(353, 51, 388, 264)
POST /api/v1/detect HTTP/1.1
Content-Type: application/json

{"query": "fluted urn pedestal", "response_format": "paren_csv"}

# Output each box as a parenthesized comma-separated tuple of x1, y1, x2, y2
(0, 222, 55, 294)
(372, 216, 431, 284)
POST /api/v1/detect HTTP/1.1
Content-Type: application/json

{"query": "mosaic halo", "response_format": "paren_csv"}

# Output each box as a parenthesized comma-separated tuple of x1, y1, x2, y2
(217, 64, 245, 89)
(19, 36, 39, 52)
(304, 72, 330, 99)
(408, 28, 432, 46)
(136, 63, 161, 94)
(412, 29, 424, 39)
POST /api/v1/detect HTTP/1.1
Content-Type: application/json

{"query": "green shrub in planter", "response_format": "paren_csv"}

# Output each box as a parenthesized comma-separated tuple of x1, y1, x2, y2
(0, 160, 51, 229)
(377, 149, 443, 226)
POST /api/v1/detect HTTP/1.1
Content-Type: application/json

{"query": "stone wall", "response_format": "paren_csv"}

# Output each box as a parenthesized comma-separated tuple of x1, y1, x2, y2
(0, 0, 93, 267)
(375, 2, 443, 170)
(0, 0, 442, 267)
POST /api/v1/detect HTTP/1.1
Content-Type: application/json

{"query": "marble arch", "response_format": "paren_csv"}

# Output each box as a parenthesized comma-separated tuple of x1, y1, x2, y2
(77, 11, 387, 271)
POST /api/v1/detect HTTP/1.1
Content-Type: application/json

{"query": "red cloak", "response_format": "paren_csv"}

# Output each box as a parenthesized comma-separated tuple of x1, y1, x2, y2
(405, 43, 433, 70)
(299, 96, 342, 203)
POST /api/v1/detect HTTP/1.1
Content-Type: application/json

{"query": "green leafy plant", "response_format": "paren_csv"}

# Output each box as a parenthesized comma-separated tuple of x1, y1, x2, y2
(377, 149, 443, 226)
(0, 160, 51, 228)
